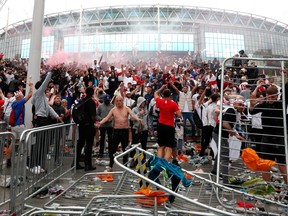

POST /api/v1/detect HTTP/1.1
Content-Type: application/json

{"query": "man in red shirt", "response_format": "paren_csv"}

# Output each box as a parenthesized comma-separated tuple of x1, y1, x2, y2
(155, 85, 182, 161)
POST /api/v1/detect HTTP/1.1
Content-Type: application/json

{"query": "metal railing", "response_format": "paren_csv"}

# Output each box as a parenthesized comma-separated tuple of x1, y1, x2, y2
(5, 123, 76, 214)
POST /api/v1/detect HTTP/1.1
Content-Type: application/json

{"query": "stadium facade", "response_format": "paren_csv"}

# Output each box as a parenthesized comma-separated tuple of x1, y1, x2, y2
(0, 4, 288, 61)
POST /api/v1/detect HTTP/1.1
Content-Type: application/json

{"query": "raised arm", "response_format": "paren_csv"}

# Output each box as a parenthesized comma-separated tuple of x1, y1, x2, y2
(168, 79, 179, 95)
(154, 84, 167, 100)
(191, 82, 199, 95)
(49, 95, 56, 106)
(38, 71, 53, 93)
(25, 82, 34, 102)
(198, 86, 210, 105)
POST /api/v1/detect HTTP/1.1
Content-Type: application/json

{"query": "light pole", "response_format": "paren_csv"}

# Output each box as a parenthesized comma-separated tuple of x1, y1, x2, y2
(25, 0, 45, 128)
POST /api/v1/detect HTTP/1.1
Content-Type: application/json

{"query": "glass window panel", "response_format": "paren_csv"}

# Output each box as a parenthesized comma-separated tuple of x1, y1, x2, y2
(178, 42, 184, 51)
(150, 42, 157, 51)
(183, 34, 189, 42)
(143, 42, 150, 51)
(126, 34, 132, 43)
(205, 32, 244, 58)
(172, 34, 178, 42)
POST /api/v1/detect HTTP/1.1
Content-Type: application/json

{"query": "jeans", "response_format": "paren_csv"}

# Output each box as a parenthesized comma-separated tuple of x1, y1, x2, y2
(182, 112, 195, 137)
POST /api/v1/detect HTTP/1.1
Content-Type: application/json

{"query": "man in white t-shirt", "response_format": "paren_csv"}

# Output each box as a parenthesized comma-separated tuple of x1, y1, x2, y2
(123, 91, 135, 108)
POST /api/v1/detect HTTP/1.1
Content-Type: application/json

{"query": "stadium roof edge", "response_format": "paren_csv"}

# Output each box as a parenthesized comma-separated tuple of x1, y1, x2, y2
(1, 4, 288, 35)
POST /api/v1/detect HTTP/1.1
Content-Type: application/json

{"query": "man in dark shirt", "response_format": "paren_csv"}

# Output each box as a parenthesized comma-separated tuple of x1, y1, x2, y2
(76, 87, 97, 171)
(211, 99, 245, 184)
(250, 86, 286, 183)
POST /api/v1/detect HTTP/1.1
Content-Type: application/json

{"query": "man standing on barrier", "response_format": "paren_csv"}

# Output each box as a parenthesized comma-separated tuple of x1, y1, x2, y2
(250, 86, 287, 184)
(148, 83, 185, 204)
(154, 83, 182, 161)
(211, 98, 246, 184)
(97, 95, 143, 172)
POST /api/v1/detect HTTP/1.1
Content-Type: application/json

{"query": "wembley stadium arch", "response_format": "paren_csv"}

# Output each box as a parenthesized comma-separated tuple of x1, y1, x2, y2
(1, 4, 288, 62)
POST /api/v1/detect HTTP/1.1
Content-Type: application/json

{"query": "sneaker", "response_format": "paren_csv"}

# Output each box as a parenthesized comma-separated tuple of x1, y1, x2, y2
(38, 166, 46, 173)
(30, 166, 40, 174)
(150, 136, 155, 140)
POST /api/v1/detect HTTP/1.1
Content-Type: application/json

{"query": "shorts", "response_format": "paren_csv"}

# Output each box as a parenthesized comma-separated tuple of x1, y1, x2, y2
(11, 124, 25, 140)
(157, 123, 175, 148)
(259, 136, 286, 164)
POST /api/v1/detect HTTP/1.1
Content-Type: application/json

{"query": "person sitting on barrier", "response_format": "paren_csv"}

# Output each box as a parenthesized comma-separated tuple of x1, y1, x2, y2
(97, 95, 143, 172)
(6, 83, 33, 167)
(249, 86, 287, 184)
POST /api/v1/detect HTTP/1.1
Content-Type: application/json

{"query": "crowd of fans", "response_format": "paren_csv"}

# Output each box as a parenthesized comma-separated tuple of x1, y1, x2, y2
(0, 50, 286, 175)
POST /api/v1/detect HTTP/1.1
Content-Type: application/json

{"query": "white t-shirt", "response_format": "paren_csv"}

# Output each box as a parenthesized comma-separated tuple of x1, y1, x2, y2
(124, 97, 135, 107)
(195, 100, 209, 126)
(123, 76, 133, 88)
(206, 102, 217, 127)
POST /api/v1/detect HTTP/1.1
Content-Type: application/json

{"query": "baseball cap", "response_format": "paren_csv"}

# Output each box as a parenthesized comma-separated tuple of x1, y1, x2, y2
(104, 94, 111, 101)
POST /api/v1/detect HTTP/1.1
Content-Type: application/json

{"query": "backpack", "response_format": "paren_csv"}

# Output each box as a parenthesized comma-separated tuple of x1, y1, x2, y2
(72, 98, 91, 125)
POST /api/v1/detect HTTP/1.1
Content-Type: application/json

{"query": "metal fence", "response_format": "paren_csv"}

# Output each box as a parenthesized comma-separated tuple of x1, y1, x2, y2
(0, 123, 76, 214)
(0, 131, 16, 212)
(214, 58, 288, 185)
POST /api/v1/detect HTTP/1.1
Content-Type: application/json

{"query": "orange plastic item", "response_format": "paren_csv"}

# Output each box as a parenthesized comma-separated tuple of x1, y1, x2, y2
(184, 173, 193, 180)
(134, 188, 169, 206)
(96, 174, 114, 182)
(177, 154, 188, 162)
(241, 148, 276, 171)
(3, 147, 7, 155)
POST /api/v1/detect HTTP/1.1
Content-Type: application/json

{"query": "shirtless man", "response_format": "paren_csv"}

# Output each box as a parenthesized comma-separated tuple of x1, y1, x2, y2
(97, 95, 142, 171)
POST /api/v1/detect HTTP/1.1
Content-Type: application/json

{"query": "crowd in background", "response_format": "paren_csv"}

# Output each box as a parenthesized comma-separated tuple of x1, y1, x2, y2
(0, 50, 286, 174)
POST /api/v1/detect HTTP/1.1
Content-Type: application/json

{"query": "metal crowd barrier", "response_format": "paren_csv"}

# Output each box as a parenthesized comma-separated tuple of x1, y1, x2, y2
(5, 123, 76, 214)
(0, 131, 16, 212)
(110, 144, 288, 215)
(214, 58, 288, 185)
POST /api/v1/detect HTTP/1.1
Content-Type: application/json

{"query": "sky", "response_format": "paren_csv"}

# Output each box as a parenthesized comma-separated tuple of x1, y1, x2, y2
(0, 0, 288, 29)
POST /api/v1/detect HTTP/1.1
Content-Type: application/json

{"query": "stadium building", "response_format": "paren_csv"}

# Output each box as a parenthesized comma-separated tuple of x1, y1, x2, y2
(0, 4, 288, 61)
